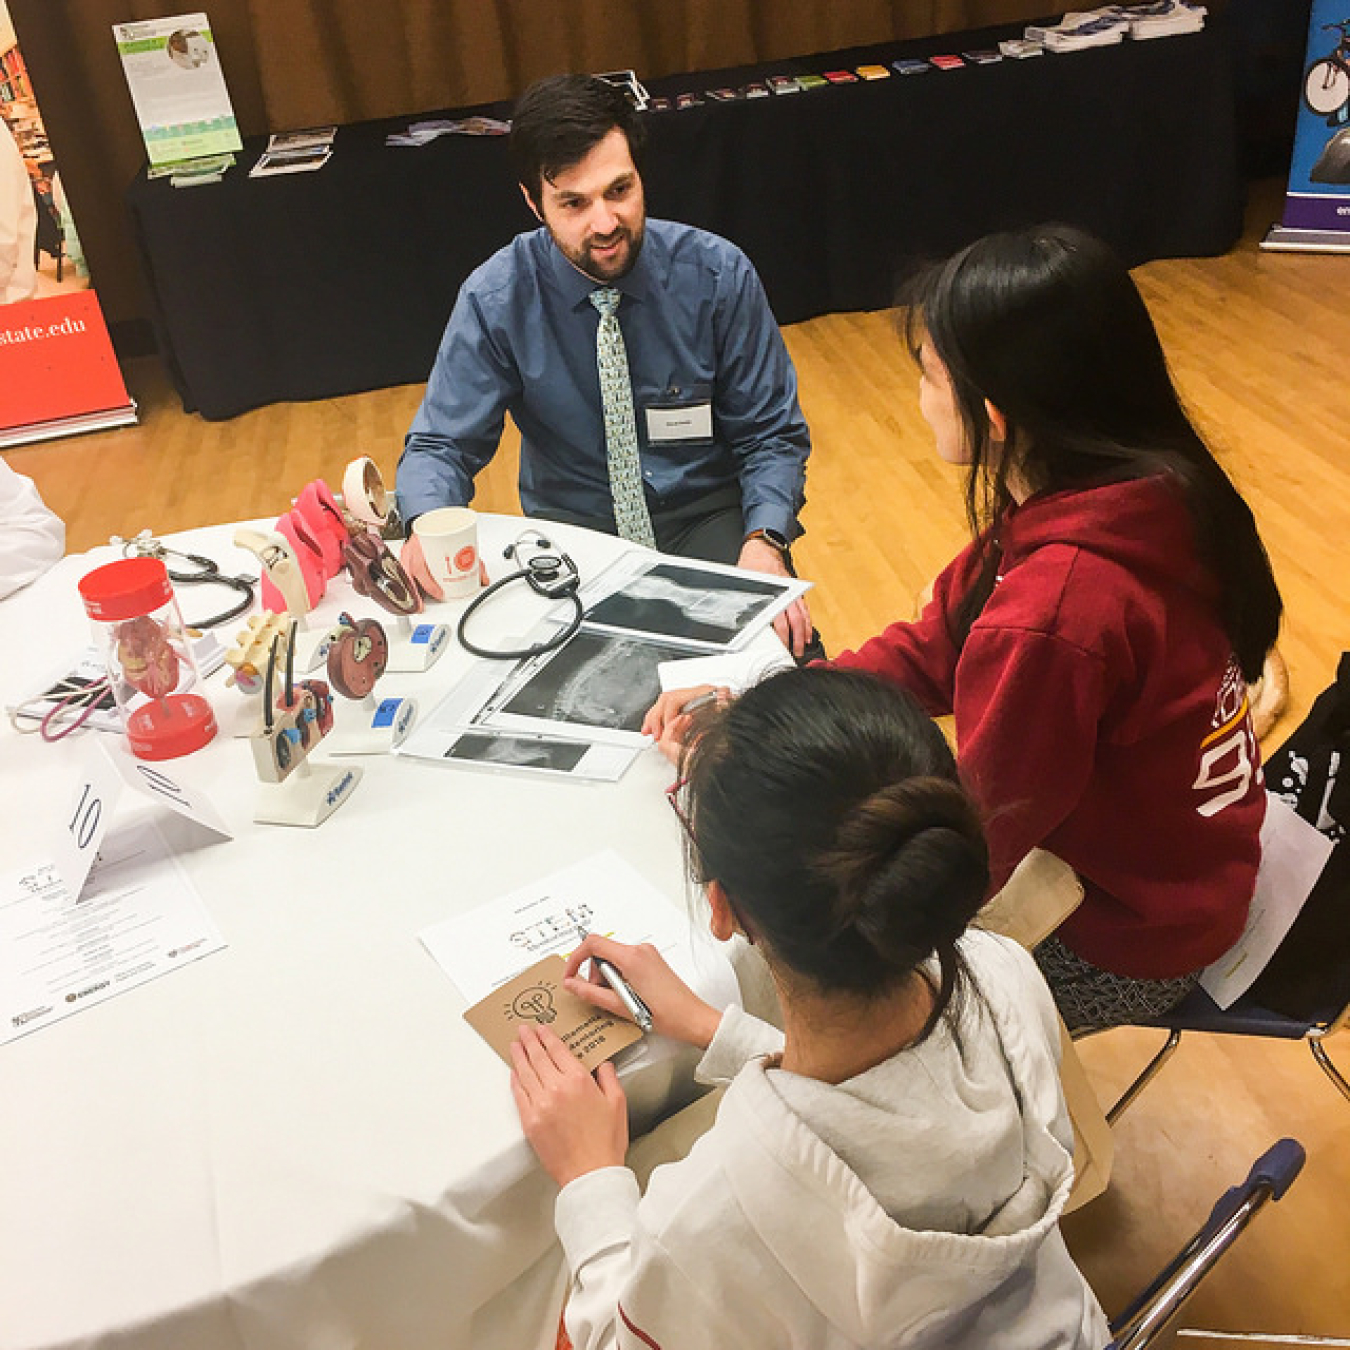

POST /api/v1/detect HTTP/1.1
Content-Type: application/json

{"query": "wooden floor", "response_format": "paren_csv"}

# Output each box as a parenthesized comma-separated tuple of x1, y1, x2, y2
(8, 179, 1349, 1339)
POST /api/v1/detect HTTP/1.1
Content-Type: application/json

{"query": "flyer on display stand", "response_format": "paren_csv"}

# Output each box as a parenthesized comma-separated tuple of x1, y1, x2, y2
(113, 12, 242, 167)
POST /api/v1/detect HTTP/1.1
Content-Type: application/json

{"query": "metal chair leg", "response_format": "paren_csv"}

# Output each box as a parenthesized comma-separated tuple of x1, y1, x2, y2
(1309, 1031, 1350, 1103)
(1177, 1332, 1350, 1344)
(1107, 1029, 1183, 1126)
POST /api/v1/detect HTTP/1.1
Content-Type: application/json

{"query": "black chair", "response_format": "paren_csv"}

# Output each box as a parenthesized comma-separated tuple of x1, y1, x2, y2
(1109, 655, 1350, 1125)
(31, 180, 64, 282)
(1105, 1139, 1306, 1350)
(1105, 983, 1349, 1127)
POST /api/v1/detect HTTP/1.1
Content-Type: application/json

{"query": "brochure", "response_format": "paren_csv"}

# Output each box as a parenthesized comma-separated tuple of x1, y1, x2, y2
(113, 13, 242, 166)
(250, 126, 335, 178)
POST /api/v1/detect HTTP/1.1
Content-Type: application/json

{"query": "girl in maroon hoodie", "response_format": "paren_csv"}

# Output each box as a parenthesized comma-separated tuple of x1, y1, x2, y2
(648, 225, 1283, 1032)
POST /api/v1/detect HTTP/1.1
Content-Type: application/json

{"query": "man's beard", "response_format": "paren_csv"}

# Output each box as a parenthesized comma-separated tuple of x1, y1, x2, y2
(563, 218, 646, 283)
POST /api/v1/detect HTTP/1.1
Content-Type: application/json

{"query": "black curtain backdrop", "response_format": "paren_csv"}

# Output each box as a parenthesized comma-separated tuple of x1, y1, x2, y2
(127, 19, 1243, 420)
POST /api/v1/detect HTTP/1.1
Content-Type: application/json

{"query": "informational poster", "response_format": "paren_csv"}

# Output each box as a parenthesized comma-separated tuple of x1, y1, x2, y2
(1, 1, 136, 445)
(1263, 0, 1350, 251)
(113, 12, 242, 166)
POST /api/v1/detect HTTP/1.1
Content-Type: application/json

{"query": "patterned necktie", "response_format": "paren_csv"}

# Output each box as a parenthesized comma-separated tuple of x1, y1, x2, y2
(590, 287, 657, 548)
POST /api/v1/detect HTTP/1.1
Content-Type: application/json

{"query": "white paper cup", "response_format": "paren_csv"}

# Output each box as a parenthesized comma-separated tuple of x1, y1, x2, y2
(413, 507, 480, 599)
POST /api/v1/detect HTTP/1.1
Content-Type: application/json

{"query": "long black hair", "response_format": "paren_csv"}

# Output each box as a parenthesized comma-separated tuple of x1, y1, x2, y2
(901, 225, 1281, 681)
(675, 668, 990, 1038)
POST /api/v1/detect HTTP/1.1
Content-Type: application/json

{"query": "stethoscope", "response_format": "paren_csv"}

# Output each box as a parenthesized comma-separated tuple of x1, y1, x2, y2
(113, 530, 257, 628)
(456, 530, 584, 660)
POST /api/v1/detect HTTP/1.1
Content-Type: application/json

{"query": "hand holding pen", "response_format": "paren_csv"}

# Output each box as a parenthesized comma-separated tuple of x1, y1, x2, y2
(565, 930, 723, 1052)
(640, 684, 732, 765)
(575, 924, 653, 1031)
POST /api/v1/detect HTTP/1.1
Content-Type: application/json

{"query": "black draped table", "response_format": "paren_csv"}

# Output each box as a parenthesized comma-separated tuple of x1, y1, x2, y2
(127, 18, 1242, 420)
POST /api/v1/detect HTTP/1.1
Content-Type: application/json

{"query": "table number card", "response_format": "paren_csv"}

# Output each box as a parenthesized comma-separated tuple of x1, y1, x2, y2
(464, 955, 643, 1070)
(48, 744, 231, 901)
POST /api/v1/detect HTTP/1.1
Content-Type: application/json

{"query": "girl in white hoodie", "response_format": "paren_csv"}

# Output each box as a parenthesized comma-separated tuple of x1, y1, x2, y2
(510, 667, 1109, 1350)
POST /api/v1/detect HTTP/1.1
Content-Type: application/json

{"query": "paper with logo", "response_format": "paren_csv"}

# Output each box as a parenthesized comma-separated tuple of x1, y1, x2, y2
(113, 12, 243, 166)
(0, 818, 226, 1046)
(419, 850, 694, 1004)
(464, 954, 643, 1069)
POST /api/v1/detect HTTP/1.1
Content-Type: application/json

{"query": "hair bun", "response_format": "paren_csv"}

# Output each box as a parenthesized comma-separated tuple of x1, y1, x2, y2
(820, 777, 989, 970)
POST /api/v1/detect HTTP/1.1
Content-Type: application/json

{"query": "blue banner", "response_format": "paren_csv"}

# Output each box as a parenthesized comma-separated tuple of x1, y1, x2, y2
(1280, 0, 1350, 233)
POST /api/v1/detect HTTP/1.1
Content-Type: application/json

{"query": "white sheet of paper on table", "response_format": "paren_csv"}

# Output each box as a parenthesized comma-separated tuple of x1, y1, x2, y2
(656, 646, 794, 695)
(0, 818, 227, 1045)
(1200, 792, 1336, 1009)
(419, 848, 739, 1014)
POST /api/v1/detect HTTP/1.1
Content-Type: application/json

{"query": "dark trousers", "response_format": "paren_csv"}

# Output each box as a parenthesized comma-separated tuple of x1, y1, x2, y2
(534, 485, 745, 565)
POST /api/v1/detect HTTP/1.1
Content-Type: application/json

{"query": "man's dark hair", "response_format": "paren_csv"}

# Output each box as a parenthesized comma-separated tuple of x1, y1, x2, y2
(510, 74, 646, 209)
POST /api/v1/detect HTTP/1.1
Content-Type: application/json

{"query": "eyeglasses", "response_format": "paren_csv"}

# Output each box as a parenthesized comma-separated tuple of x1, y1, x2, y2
(665, 775, 690, 834)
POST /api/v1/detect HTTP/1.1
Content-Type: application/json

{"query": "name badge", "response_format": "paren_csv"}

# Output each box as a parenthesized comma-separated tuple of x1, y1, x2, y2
(646, 401, 713, 443)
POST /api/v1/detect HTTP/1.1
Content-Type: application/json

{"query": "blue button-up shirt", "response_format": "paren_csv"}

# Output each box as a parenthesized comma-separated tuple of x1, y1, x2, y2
(396, 219, 811, 541)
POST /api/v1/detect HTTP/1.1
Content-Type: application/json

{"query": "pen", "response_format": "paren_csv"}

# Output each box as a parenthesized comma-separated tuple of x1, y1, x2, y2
(575, 925, 654, 1032)
(679, 690, 719, 715)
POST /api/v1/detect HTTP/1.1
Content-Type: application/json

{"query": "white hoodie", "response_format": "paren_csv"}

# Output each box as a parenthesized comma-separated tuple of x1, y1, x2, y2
(555, 929, 1108, 1349)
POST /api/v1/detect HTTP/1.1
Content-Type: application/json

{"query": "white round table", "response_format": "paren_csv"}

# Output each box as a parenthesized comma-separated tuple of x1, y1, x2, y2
(0, 515, 754, 1350)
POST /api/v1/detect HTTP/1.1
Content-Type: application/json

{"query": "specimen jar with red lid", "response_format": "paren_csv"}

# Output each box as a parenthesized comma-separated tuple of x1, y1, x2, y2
(77, 556, 217, 760)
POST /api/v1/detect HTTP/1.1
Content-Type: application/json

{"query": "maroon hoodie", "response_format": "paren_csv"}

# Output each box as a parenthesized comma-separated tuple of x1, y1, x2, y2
(832, 476, 1264, 978)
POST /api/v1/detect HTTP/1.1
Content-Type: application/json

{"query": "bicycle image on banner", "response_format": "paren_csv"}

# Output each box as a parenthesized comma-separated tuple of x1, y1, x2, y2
(1270, 0, 1350, 241)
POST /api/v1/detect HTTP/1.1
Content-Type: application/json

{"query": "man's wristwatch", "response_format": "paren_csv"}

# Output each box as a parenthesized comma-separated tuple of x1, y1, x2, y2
(742, 527, 797, 576)
(743, 527, 791, 556)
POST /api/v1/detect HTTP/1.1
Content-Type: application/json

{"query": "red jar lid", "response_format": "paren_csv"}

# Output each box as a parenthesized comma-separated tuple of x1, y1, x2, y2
(126, 694, 218, 760)
(78, 557, 174, 621)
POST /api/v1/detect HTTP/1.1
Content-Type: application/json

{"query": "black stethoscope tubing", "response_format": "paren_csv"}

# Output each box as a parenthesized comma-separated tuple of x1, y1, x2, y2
(456, 565, 584, 660)
(121, 541, 258, 628)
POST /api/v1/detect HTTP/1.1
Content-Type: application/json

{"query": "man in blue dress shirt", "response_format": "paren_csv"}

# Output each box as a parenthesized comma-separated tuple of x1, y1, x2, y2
(395, 74, 814, 655)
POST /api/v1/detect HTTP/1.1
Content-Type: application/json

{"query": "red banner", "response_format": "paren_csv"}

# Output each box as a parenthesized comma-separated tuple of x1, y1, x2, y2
(2, 0, 135, 444)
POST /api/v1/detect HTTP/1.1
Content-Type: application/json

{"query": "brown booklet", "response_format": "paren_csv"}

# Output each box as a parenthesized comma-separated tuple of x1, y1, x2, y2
(464, 954, 643, 1070)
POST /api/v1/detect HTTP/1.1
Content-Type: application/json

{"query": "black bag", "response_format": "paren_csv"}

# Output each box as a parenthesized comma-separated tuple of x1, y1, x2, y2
(1247, 652, 1350, 1019)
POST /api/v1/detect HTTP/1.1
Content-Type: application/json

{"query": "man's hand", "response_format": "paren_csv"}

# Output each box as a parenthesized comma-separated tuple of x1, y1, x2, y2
(399, 531, 489, 602)
(509, 1024, 629, 1189)
(564, 934, 723, 1051)
(397, 533, 443, 602)
(736, 537, 811, 659)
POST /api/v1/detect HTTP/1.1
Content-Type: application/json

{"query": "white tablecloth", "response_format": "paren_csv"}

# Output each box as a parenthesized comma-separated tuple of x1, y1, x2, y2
(0, 516, 747, 1350)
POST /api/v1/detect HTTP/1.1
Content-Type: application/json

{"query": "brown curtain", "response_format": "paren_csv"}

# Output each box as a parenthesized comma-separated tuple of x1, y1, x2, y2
(11, 0, 1078, 327)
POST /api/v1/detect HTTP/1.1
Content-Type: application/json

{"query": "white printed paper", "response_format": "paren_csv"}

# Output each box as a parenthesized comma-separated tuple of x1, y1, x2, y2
(419, 849, 735, 1010)
(1200, 793, 1335, 1008)
(657, 646, 793, 695)
(1, 820, 226, 1045)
